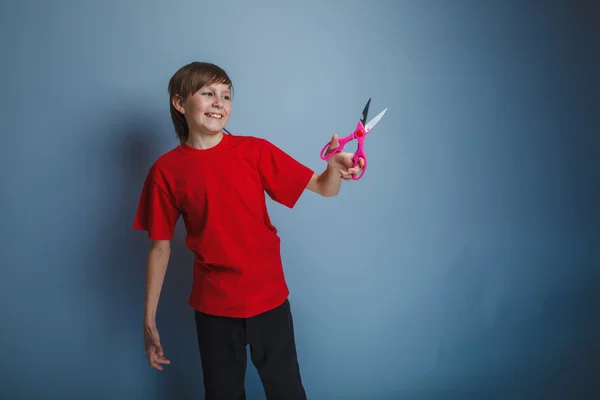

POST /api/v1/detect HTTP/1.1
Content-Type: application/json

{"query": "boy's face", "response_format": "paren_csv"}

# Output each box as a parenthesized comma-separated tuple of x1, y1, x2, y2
(174, 82, 232, 136)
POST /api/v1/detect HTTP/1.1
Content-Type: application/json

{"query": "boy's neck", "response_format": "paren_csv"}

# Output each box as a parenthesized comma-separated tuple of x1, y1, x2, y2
(186, 131, 224, 150)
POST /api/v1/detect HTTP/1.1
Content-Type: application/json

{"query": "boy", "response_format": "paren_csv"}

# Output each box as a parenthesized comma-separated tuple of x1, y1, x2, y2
(133, 61, 364, 399)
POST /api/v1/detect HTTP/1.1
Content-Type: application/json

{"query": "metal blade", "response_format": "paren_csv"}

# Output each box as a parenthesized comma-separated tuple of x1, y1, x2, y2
(360, 98, 371, 126)
(365, 108, 387, 132)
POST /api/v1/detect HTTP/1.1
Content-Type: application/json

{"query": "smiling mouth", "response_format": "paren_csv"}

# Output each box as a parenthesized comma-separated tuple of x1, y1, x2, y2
(205, 113, 223, 119)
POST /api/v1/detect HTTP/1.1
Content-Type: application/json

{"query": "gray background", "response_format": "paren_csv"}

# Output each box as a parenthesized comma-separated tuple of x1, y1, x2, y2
(1, 0, 598, 398)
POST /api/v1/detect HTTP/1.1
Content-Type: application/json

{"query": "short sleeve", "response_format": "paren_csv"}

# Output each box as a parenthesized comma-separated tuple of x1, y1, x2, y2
(132, 165, 181, 240)
(258, 139, 314, 208)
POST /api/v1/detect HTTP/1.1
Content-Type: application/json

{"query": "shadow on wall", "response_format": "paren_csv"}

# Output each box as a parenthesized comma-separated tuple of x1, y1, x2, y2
(91, 111, 206, 399)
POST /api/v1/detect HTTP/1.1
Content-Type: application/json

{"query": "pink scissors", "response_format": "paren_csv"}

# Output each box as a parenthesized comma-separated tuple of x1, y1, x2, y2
(320, 98, 387, 180)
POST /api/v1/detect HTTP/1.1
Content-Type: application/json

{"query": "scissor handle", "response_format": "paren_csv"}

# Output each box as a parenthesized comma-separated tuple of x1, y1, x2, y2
(351, 143, 367, 180)
(348, 122, 368, 180)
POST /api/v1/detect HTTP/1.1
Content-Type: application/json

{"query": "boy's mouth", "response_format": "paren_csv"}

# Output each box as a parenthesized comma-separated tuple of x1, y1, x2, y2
(205, 113, 223, 119)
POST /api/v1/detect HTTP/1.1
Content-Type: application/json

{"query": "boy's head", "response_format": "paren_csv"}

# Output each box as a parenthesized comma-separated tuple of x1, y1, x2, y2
(168, 62, 233, 143)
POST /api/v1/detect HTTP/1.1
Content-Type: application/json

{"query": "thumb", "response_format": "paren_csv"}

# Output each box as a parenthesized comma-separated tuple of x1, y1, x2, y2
(328, 134, 339, 152)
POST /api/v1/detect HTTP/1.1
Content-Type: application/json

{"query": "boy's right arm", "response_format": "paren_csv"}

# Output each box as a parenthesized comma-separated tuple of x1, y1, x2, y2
(143, 239, 172, 370)
(144, 240, 170, 323)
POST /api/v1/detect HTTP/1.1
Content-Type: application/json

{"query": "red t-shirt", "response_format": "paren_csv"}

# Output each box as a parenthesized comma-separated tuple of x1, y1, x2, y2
(133, 133, 314, 318)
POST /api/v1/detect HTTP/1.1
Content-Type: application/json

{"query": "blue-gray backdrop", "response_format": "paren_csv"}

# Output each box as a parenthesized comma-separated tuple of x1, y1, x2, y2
(2, 0, 599, 399)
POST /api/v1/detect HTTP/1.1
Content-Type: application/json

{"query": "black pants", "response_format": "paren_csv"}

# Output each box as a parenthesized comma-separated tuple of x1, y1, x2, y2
(194, 299, 307, 400)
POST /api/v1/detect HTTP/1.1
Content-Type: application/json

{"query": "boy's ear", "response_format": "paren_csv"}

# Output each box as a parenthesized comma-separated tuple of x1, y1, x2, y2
(171, 94, 185, 114)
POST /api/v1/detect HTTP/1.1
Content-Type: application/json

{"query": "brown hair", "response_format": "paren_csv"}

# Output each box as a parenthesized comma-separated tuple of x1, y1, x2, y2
(168, 62, 233, 143)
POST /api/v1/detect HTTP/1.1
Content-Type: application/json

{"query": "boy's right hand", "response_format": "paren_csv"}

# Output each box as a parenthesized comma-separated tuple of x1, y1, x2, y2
(144, 324, 171, 370)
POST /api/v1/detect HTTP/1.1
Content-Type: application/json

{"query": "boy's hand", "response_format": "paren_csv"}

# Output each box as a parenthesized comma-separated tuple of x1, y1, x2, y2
(324, 134, 365, 180)
(144, 324, 170, 370)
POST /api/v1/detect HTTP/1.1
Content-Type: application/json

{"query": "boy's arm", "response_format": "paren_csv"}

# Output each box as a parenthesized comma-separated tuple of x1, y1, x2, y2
(144, 240, 170, 326)
(143, 239, 172, 370)
(306, 165, 343, 197)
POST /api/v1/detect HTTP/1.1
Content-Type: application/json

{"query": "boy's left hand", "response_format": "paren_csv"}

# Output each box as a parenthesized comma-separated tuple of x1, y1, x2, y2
(324, 134, 365, 180)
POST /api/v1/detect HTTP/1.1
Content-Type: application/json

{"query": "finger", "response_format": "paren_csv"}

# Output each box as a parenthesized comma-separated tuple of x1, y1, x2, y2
(346, 159, 363, 175)
(149, 356, 163, 371)
(150, 339, 163, 355)
(152, 362, 163, 371)
(148, 344, 170, 364)
(349, 157, 364, 172)
(150, 354, 170, 370)
(348, 165, 361, 175)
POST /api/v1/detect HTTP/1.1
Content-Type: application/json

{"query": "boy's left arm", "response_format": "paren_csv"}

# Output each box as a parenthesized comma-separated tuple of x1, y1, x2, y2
(306, 134, 365, 197)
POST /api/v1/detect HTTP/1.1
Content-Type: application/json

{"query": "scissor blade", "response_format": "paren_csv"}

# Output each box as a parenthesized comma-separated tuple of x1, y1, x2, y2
(365, 108, 387, 132)
(361, 98, 371, 126)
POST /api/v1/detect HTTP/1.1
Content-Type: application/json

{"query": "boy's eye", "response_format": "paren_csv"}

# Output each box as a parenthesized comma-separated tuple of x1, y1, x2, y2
(202, 92, 230, 100)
